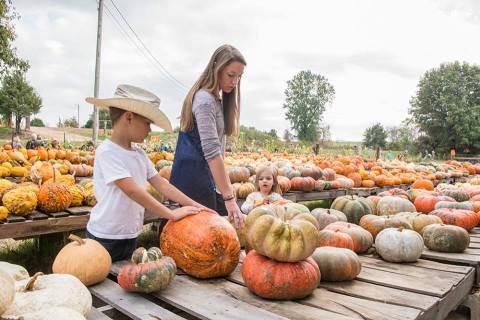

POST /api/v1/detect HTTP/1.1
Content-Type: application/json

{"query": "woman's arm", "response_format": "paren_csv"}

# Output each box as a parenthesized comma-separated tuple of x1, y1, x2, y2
(115, 177, 200, 220)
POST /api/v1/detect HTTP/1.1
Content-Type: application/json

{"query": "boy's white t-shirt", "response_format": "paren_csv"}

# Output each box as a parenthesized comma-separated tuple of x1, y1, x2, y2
(86, 139, 157, 239)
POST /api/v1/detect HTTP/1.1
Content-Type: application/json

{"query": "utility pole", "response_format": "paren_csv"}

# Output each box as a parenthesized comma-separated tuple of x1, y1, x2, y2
(92, 0, 103, 144)
(77, 104, 80, 128)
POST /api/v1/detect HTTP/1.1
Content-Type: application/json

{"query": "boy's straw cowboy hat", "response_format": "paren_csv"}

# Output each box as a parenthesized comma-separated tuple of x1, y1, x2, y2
(85, 84, 173, 132)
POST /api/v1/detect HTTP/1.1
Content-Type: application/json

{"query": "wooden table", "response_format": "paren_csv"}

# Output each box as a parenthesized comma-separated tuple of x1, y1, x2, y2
(87, 251, 476, 320)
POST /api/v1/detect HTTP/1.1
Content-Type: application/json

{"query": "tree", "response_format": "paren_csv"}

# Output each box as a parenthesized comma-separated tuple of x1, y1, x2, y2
(363, 123, 387, 160)
(30, 117, 44, 127)
(0, 0, 28, 76)
(317, 122, 331, 143)
(284, 70, 335, 142)
(63, 116, 78, 128)
(268, 129, 277, 139)
(409, 61, 480, 154)
(0, 69, 42, 134)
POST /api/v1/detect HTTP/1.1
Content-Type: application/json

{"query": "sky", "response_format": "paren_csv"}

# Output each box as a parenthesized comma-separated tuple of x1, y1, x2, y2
(11, 0, 480, 141)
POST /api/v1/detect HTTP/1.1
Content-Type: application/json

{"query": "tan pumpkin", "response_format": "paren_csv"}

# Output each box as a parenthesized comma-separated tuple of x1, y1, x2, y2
(376, 196, 416, 216)
(396, 212, 443, 233)
(310, 208, 348, 230)
(0, 268, 15, 315)
(375, 227, 424, 262)
(2, 272, 92, 318)
(311, 247, 361, 281)
(52, 234, 112, 286)
(246, 202, 319, 262)
(234, 182, 256, 199)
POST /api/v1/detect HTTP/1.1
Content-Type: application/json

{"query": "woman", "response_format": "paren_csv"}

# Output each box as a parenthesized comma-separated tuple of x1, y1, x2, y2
(171, 44, 246, 227)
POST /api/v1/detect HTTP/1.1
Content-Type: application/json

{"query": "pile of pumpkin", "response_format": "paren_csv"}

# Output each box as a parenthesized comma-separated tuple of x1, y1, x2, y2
(0, 162, 96, 220)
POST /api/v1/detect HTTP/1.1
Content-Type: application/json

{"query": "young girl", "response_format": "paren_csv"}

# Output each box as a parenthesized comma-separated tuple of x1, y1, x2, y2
(241, 166, 284, 214)
(170, 44, 246, 228)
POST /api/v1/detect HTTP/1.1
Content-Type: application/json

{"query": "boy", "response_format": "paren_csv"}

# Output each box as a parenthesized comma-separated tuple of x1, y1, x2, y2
(85, 84, 212, 261)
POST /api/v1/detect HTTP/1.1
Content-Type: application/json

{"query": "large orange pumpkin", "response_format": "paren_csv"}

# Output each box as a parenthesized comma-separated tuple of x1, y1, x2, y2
(429, 208, 479, 231)
(290, 177, 315, 192)
(412, 179, 434, 191)
(414, 195, 455, 214)
(242, 250, 320, 300)
(160, 211, 240, 278)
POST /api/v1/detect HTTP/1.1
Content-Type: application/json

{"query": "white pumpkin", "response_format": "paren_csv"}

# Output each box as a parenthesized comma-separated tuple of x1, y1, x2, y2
(3, 272, 92, 319)
(376, 196, 416, 216)
(0, 268, 15, 315)
(375, 227, 424, 262)
(0, 261, 29, 281)
(15, 307, 86, 320)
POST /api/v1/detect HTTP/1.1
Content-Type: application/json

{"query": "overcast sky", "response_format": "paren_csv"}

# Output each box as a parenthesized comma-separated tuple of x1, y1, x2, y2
(12, 0, 480, 141)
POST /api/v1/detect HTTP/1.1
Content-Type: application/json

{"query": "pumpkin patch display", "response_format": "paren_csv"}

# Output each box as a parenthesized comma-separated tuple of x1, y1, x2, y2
(429, 208, 479, 231)
(375, 227, 424, 262)
(242, 250, 320, 300)
(2, 272, 92, 318)
(245, 202, 319, 262)
(52, 234, 111, 286)
(160, 211, 240, 278)
(310, 208, 347, 230)
(311, 247, 361, 281)
(422, 224, 470, 253)
(330, 195, 373, 225)
(118, 247, 176, 293)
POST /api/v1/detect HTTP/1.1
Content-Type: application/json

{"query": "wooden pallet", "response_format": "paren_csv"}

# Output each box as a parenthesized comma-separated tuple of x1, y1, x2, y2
(90, 250, 475, 320)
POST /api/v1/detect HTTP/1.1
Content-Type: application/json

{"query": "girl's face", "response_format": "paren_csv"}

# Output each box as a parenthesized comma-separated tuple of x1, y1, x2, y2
(219, 61, 244, 93)
(258, 171, 274, 194)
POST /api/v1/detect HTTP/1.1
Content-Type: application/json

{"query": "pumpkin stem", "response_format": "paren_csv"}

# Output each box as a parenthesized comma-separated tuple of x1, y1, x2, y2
(25, 272, 44, 291)
(68, 234, 85, 245)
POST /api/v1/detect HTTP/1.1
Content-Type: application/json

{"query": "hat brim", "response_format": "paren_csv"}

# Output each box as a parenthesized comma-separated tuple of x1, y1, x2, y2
(85, 97, 173, 133)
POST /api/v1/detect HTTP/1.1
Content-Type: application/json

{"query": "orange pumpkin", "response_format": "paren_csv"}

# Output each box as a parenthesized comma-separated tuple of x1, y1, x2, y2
(412, 179, 434, 191)
(290, 177, 315, 192)
(429, 209, 479, 231)
(38, 178, 73, 213)
(37, 149, 48, 161)
(160, 211, 240, 278)
(242, 250, 320, 300)
(318, 229, 354, 250)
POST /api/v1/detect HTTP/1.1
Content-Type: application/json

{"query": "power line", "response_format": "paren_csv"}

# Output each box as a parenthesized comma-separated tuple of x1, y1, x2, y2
(108, 0, 189, 90)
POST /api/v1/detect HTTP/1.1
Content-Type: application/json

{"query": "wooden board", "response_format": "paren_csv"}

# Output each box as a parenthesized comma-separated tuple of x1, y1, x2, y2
(26, 211, 49, 220)
(294, 189, 347, 201)
(87, 308, 113, 320)
(421, 249, 480, 265)
(5, 215, 26, 223)
(89, 278, 185, 320)
(45, 211, 69, 218)
(66, 206, 91, 215)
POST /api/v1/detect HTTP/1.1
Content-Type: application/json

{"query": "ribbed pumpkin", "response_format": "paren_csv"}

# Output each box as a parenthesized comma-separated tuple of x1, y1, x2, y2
(323, 168, 336, 181)
(228, 166, 250, 183)
(407, 189, 438, 202)
(52, 234, 111, 286)
(311, 247, 361, 281)
(245, 202, 318, 262)
(277, 176, 291, 194)
(375, 227, 424, 262)
(414, 195, 456, 214)
(38, 179, 72, 213)
(411, 179, 434, 191)
(160, 211, 240, 278)
(290, 177, 316, 192)
(318, 229, 354, 250)
(2, 188, 37, 216)
(234, 182, 256, 199)
(395, 212, 443, 233)
(242, 250, 320, 300)
(301, 166, 323, 180)
(434, 201, 474, 211)
(429, 208, 479, 231)
(378, 188, 410, 200)
(0, 268, 15, 315)
(438, 187, 470, 202)
(323, 222, 373, 253)
(330, 195, 373, 224)
(118, 247, 176, 293)
(359, 214, 412, 239)
(310, 208, 347, 230)
(376, 196, 416, 216)
(422, 224, 470, 253)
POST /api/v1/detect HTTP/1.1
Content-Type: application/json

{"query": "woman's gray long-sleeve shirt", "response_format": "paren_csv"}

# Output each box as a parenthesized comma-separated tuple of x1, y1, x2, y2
(192, 90, 225, 161)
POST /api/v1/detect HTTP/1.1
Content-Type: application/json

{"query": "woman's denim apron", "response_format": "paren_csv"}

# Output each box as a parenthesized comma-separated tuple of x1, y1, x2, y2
(170, 124, 228, 215)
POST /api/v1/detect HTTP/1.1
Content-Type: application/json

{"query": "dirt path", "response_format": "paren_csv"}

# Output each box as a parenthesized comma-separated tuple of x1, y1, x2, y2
(29, 127, 89, 143)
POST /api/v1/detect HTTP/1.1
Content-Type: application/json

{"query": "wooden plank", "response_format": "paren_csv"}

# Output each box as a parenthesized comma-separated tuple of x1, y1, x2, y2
(421, 249, 480, 264)
(395, 257, 472, 274)
(6, 215, 26, 223)
(197, 276, 357, 320)
(45, 211, 69, 218)
(66, 206, 92, 215)
(89, 278, 185, 320)
(437, 269, 475, 320)
(0, 215, 89, 239)
(150, 275, 289, 320)
(319, 281, 438, 320)
(26, 211, 49, 220)
(469, 243, 480, 249)
(294, 189, 347, 201)
(86, 308, 112, 320)
(282, 193, 297, 202)
(228, 264, 421, 320)
(469, 237, 480, 243)
(356, 265, 457, 297)
(300, 287, 422, 320)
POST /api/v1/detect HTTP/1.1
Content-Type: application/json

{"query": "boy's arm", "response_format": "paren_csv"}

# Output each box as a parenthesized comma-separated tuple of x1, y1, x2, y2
(148, 174, 215, 212)
(115, 177, 200, 220)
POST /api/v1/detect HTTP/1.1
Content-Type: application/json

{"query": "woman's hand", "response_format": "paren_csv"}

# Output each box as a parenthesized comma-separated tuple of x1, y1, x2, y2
(225, 199, 245, 228)
(171, 206, 202, 220)
(191, 202, 216, 214)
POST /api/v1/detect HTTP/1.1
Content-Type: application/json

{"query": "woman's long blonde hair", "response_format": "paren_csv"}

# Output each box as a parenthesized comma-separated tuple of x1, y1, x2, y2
(180, 44, 246, 136)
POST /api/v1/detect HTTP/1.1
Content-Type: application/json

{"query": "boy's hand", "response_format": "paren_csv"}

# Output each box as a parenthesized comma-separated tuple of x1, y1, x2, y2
(172, 206, 201, 220)
(191, 202, 216, 214)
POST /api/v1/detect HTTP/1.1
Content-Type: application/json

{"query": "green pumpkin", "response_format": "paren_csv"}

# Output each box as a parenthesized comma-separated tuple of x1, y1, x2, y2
(117, 247, 176, 293)
(422, 224, 470, 253)
(331, 195, 373, 225)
